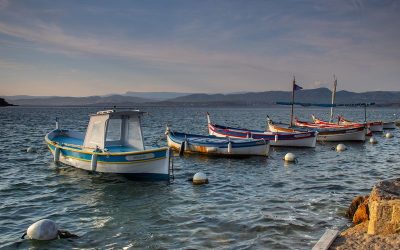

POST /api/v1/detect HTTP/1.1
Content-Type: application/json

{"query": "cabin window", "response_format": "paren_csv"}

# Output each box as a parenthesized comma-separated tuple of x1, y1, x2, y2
(126, 117, 144, 150)
(89, 121, 104, 146)
(106, 119, 122, 142)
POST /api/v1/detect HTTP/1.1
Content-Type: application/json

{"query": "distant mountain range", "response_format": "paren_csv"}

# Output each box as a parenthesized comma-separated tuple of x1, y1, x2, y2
(3, 88, 400, 107)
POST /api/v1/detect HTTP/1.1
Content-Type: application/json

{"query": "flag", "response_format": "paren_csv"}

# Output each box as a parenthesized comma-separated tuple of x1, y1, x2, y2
(293, 83, 303, 91)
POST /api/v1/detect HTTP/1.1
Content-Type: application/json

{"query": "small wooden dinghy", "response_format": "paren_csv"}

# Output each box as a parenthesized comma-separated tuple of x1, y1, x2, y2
(207, 113, 317, 148)
(45, 110, 171, 180)
(166, 128, 269, 157)
(268, 119, 366, 142)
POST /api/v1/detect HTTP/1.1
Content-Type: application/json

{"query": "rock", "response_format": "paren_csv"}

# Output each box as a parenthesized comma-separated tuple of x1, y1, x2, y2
(367, 178, 400, 235)
(353, 202, 369, 224)
(346, 195, 368, 219)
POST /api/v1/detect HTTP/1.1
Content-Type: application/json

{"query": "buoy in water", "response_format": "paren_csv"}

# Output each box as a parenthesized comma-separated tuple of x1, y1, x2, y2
(26, 147, 36, 153)
(385, 132, 393, 138)
(284, 153, 296, 162)
(192, 172, 208, 185)
(336, 144, 346, 152)
(369, 137, 378, 144)
(25, 219, 59, 240)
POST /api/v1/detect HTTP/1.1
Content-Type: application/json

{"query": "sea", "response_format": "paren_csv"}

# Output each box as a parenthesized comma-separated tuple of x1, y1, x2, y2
(0, 106, 399, 249)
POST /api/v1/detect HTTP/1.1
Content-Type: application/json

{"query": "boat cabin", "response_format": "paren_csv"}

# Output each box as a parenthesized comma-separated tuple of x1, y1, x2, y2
(83, 110, 145, 151)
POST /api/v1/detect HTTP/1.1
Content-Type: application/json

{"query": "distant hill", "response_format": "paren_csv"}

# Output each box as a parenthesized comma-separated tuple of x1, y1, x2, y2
(165, 88, 400, 106)
(10, 95, 151, 106)
(4, 88, 400, 106)
(124, 91, 193, 101)
(0, 98, 15, 106)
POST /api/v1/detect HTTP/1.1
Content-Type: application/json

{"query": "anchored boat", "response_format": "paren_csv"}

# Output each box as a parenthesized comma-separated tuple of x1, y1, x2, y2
(45, 110, 171, 180)
(338, 116, 383, 132)
(166, 128, 269, 157)
(268, 119, 366, 142)
(207, 113, 317, 148)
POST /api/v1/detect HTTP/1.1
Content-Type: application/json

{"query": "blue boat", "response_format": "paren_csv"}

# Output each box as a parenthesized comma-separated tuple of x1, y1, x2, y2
(45, 110, 171, 180)
(166, 128, 269, 156)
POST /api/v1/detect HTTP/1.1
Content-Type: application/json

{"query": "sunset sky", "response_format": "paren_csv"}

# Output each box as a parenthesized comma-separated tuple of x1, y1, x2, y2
(0, 0, 399, 96)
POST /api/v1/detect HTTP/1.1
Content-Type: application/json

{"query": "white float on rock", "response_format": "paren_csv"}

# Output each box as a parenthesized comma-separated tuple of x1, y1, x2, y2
(284, 153, 296, 162)
(192, 172, 208, 185)
(336, 144, 346, 152)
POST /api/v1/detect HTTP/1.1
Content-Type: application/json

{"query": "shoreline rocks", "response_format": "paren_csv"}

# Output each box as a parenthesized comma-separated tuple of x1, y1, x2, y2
(331, 178, 400, 249)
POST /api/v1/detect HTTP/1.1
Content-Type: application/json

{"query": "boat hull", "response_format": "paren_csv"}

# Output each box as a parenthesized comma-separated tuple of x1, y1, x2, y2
(209, 124, 317, 148)
(45, 130, 170, 180)
(268, 123, 365, 142)
(383, 122, 396, 129)
(166, 132, 269, 156)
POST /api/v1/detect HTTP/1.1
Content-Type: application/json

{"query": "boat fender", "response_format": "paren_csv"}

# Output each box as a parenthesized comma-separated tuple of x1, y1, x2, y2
(228, 140, 232, 154)
(54, 147, 61, 163)
(274, 134, 278, 142)
(283, 153, 297, 163)
(192, 172, 209, 185)
(21, 219, 78, 240)
(91, 154, 98, 172)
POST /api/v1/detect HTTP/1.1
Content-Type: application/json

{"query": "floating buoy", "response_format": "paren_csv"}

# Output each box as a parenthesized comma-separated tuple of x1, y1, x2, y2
(192, 172, 208, 185)
(26, 147, 36, 153)
(336, 144, 346, 152)
(25, 219, 59, 240)
(284, 152, 296, 162)
(385, 132, 393, 138)
(369, 137, 378, 144)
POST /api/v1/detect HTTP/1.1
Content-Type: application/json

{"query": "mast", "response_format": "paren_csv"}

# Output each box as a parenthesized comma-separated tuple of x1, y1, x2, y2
(290, 76, 295, 127)
(329, 75, 337, 123)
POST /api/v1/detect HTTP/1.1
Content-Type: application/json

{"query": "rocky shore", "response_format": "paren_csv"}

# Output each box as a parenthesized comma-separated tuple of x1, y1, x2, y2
(330, 178, 400, 249)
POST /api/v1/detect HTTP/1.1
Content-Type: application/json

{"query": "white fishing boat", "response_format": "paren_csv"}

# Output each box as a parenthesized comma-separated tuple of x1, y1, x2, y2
(166, 128, 269, 157)
(45, 110, 171, 180)
(268, 120, 366, 142)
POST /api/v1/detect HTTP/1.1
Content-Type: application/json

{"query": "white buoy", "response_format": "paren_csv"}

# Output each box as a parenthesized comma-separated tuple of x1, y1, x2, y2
(336, 144, 346, 152)
(369, 137, 378, 144)
(284, 153, 296, 162)
(192, 172, 208, 185)
(26, 219, 59, 240)
(385, 132, 393, 138)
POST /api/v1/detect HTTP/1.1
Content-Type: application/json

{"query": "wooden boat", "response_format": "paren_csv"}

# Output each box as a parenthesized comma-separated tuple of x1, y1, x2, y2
(337, 116, 383, 132)
(166, 128, 270, 157)
(207, 114, 317, 148)
(383, 121, 397, 129)
(268, 119, 366, 142)
(45, 110, 171, 180)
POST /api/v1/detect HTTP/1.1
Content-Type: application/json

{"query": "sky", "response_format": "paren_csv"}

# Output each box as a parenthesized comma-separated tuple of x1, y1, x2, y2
(0, 0, 399, 96)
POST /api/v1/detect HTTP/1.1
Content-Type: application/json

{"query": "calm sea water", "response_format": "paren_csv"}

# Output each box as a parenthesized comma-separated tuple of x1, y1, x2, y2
(0, 106, 399, 249)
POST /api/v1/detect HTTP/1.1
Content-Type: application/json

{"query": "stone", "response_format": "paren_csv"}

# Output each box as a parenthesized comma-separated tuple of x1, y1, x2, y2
(367, 178, 400, 235)
(346, 195, 367, 219)
(353, 202, 369, 224)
